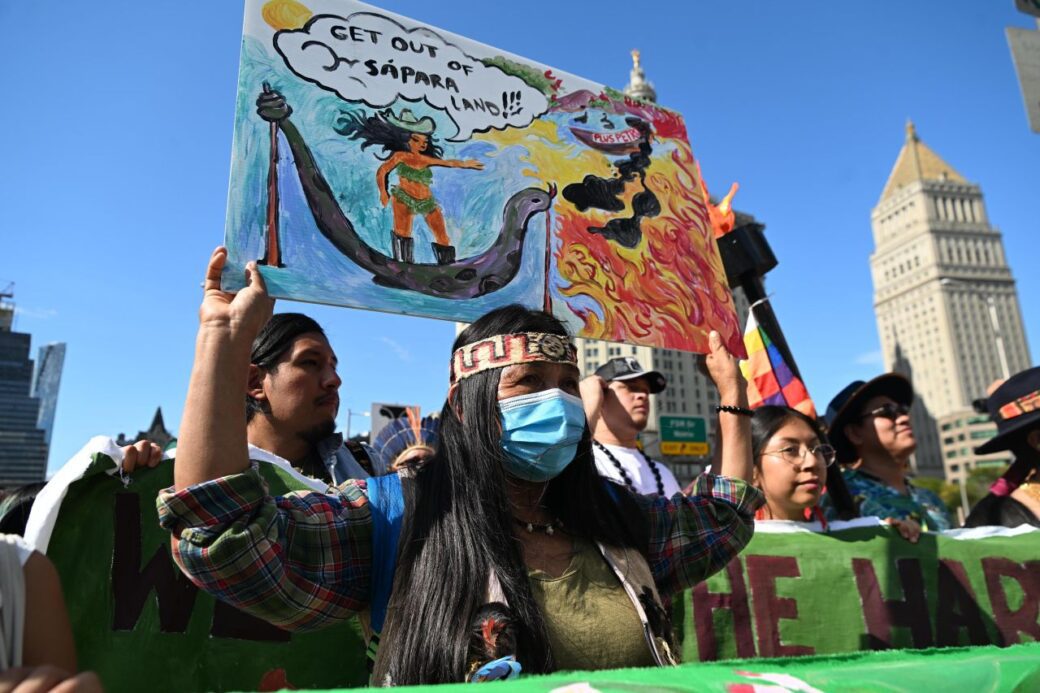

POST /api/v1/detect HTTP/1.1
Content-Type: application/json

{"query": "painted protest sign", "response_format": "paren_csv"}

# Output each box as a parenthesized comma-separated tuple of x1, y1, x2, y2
(225, 0, 743, 356)
(681, 521, 1040, 662)
(24, 438, 368, 692)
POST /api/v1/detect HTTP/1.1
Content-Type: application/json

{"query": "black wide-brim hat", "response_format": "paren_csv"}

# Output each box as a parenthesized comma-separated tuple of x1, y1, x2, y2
(825, 373, 914, 464)
(975, 366, 1040, 455)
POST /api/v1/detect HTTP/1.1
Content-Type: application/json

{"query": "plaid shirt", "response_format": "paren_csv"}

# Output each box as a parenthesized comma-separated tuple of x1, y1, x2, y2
(157, 465, 762, 631)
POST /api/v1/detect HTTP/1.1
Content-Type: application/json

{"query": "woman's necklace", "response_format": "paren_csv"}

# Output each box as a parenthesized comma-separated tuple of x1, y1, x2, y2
(513, 517, 563, 535)
(593, 440, 665, 497)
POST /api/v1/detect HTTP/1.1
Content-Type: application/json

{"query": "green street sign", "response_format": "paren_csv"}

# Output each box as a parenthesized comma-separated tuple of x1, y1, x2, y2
(660, 415, 707, 443)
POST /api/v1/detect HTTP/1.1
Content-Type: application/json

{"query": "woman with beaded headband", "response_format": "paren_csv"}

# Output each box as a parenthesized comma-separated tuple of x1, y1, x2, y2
(159, 250, 763, 684)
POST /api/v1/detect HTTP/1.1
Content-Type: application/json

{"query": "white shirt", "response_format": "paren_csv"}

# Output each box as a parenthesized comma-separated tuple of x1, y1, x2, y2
(593, 442, 682, 497)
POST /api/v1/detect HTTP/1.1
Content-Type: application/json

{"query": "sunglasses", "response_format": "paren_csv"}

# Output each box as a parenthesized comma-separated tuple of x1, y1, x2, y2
(859, 403, 911, 420)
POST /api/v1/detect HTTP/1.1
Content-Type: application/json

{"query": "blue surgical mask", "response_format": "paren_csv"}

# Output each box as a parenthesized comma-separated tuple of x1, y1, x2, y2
(498, 388, 586, 482)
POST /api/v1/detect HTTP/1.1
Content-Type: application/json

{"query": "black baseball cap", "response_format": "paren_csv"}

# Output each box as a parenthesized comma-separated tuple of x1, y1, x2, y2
(594, 357, 666, 394)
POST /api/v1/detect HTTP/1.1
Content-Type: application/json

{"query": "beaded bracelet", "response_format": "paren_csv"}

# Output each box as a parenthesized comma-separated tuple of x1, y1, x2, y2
(715, 404, 754, 417)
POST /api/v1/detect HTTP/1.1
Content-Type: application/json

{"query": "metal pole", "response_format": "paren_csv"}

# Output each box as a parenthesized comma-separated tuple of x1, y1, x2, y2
(346, 410, 353, 439)
(958, 474, 970, 520)
(985, 295, 1011, 379)
(738, 274, 807, 383)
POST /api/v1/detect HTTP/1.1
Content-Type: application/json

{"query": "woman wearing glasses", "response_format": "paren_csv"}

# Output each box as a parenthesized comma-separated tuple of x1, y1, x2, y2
(823, 374, 952, 532)
(751, 406, 852, 526)
(751, 405, 922, 541)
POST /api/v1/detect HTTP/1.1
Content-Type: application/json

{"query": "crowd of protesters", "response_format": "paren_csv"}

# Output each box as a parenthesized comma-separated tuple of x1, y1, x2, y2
(2, 247, 1039, 689)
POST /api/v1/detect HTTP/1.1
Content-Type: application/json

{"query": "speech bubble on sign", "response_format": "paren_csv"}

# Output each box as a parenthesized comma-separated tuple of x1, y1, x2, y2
(274, 12, 550, 141)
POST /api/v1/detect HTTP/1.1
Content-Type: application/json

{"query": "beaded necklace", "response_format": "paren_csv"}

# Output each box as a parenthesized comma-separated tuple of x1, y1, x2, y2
(593, 440, 666, 497)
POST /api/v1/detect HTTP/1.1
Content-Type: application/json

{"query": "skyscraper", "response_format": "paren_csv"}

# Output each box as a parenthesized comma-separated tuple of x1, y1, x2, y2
(870, 122, 1031, 483)
(0, 294, 49, 486)
(31, 342, 66, 448)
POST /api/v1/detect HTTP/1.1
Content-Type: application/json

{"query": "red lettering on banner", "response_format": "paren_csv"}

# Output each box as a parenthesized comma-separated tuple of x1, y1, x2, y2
(935, 559, 991, 646)
(691, 559, 756, 660)
(852, 557, 932, 649)
(112, 492, 198, 632)
(982, 558, 1040, 645)
(746, 555, 813, 657)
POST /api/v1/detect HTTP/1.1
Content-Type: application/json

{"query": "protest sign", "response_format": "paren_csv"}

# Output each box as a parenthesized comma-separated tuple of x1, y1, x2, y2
(681, 521, 1040, 662)
(25, 438, 369, 692)
(225, 0, 743, 356)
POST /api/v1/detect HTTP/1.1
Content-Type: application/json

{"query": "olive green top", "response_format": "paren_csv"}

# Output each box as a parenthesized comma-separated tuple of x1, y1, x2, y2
(394, 162, 433, 185)
(528, 539, 655, 671)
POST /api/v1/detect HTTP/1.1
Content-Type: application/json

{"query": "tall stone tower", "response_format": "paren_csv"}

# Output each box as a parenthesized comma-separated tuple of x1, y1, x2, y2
(870, 121, 1031, 482)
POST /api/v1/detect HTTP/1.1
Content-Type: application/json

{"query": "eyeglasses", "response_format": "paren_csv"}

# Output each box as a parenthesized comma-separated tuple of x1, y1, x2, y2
(859, 403, 911, 421)
(761, 444, 837, 468)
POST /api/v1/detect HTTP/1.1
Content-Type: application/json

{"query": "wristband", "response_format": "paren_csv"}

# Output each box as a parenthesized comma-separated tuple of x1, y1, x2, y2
(715, 404, 754, 417)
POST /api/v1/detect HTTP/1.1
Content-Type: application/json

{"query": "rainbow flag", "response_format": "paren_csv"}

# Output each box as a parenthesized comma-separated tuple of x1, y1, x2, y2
(740, 300, 817, 418)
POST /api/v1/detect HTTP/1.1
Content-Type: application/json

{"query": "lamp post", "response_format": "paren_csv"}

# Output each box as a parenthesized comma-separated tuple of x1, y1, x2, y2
(346, 409, 370, 439)
(939, 278, 1010, 380)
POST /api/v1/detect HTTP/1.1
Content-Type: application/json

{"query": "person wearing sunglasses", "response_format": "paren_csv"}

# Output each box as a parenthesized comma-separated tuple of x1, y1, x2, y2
(824, 374, 952, 531)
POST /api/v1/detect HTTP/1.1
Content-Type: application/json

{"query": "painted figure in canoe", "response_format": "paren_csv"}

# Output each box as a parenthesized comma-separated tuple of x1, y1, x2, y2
(334, 109, 484, 265)
(255, 87, 555, 301)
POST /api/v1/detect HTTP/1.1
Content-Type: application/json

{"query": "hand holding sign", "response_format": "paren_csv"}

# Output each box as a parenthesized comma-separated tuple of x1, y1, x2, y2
(202, 247, 274, 337)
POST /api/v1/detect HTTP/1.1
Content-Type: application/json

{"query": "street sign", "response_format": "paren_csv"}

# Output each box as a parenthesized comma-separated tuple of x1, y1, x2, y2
(1008, 26, 1040, 133)
(660, 441, 710, 456)
(659, 416, 709, 457)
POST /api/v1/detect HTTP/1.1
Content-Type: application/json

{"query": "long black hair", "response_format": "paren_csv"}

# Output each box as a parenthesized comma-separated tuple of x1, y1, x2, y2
(373, 305, 647, 684)
(333, 110, 443, 160)
(751, 406, 858, 521)
(247, 313, 326, 422)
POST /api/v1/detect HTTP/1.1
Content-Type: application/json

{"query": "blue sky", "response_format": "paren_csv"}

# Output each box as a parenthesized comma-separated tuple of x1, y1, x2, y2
(2, 2, 1037, 474)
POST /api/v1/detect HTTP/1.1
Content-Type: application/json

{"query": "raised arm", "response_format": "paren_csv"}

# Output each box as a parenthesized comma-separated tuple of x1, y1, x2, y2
(174, 247, 273, 490)
(636, 331, 762, 596)
(424, 155, 484, 170)
(704, 330, 753, 483)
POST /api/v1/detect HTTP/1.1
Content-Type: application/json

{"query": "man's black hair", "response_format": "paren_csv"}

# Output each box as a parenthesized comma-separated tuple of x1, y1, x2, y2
(246, 313, 326, 422)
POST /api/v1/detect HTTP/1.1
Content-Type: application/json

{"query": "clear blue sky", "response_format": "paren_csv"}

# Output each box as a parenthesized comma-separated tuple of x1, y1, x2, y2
(2, 2, 1037, 475)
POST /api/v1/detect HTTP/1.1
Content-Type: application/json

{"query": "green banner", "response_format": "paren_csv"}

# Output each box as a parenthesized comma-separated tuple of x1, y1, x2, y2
(681, 523, 1040, 661)
(28, 441, 368, 693)
(379, 643, 1040, 693)
(25, 439, 1040, 691)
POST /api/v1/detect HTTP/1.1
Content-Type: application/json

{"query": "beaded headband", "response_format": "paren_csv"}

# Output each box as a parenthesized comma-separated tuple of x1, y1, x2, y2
(998, 389, 1040, 421)
(450, 332, 578, 385)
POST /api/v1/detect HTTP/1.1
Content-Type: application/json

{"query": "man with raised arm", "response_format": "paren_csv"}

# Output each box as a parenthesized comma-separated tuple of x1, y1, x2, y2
(173, 248, 367, 490)
(580, 357, 682, 498)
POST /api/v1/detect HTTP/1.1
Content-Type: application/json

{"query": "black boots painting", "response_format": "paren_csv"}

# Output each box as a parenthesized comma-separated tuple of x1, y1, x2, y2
(391, 234, 414, 263)
(391, 235, 456, 265)
(432, 243, 456, 265)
